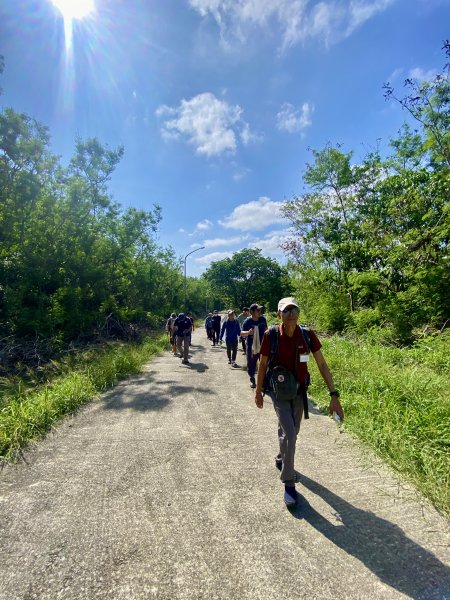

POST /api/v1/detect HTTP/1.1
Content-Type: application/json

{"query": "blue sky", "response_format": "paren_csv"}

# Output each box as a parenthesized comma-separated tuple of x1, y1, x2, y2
(1, 0, 448, 276)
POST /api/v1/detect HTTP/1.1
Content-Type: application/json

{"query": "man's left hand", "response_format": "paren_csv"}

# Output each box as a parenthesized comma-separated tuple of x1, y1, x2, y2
(329, 397, 344, 421)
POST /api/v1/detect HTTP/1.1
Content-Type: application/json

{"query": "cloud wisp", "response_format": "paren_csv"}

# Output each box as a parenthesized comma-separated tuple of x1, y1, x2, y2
(248, 228, 291, 257)
(276, 102, 314, 133)
(188, 0, 397, 50)
(192, 235, 250, 249)
(195, 250, 234, 264)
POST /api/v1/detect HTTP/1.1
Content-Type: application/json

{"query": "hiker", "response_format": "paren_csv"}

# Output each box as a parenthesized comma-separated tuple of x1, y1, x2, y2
(173, 312, 193, 364)
(237, 307, 249, 354)
(187, 311, 195, 346)
(241, 303, 267, 388)
(165, 312, 177, 355)
(211, 310, 221, 346)
(254, 297, 344, 507)
(205, 312, 213, 340)
(219, 309, 241, 367)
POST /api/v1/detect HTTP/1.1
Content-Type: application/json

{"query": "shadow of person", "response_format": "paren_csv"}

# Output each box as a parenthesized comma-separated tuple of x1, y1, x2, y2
(292, 474, 450, 600)
(186, 362, 209, 373)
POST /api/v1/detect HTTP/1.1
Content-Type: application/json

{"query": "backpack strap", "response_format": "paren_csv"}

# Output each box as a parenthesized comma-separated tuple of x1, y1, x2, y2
(268, 325, 279, 369)
(299, 325, 311, 353)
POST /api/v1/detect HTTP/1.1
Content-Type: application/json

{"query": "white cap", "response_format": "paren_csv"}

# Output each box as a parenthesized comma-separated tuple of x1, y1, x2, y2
(278, 297, 300, 312)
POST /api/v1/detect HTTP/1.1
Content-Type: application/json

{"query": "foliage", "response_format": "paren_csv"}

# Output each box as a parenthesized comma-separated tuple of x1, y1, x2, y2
(309, 332, 450, 515)
(282, 44, 450, 339)
(202, 248, 291, 312)
(0, 333, 167, 461)
(0, 104, 208, 349)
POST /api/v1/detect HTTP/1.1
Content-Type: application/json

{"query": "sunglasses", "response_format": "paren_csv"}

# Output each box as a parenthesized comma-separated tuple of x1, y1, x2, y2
(281, 307, 299, 315)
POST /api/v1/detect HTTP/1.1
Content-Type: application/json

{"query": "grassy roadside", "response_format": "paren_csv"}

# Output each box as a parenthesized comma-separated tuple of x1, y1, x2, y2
(308, 332, 450, 516)
(0, 333, 168, 462)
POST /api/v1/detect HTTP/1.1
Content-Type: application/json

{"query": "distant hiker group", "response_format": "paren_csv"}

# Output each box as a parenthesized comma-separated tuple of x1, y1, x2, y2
(165, 297, 344, 508)
(165, 311, 194, 364)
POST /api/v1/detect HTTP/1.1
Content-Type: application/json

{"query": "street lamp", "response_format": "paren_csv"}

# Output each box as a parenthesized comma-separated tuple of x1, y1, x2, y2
(184, 246, 205, 311)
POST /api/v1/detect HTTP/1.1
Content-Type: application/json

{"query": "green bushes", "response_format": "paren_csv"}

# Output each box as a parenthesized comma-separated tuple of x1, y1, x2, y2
(309, 331, 450, 515)
(0, 334, 167, 461)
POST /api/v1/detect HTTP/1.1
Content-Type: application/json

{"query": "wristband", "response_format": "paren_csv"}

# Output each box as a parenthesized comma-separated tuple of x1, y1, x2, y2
(329, 390, 340, 397)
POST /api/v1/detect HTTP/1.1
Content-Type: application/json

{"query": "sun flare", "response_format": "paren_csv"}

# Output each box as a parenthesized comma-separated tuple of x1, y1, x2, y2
(51, 0, 95, 21)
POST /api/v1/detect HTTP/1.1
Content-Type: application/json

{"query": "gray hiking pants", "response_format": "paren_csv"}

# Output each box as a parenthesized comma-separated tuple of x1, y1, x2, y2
(176, 334, 189, 360)
(270, 391, 304, 487)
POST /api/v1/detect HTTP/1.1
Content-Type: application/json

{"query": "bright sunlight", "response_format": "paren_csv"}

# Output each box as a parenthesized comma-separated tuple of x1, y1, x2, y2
(51, 0, 95, 21)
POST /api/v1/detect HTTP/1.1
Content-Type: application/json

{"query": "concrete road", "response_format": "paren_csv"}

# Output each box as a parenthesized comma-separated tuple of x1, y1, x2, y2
(1, 328, 449, 600)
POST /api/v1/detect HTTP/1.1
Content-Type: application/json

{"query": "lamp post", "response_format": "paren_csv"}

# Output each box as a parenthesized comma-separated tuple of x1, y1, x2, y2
(184, 246, 205, 311)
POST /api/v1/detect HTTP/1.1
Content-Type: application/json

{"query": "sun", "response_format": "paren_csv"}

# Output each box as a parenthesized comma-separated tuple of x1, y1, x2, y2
(51, 0, 95, 21)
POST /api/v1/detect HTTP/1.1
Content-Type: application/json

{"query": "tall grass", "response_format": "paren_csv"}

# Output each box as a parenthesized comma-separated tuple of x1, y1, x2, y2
(309, 331, 450, 515)
(0, 334, 167, 461)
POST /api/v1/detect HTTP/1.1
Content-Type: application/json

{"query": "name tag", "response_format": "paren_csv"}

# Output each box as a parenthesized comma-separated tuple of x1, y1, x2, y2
(299, 354, 309, 363)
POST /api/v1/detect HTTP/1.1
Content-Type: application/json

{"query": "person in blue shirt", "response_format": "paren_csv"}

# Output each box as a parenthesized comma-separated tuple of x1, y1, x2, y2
(219, 309, 241, 367)
(241, 303, 268, 388)
(173, 312, 193, 364)
(204, 312, 213, 340)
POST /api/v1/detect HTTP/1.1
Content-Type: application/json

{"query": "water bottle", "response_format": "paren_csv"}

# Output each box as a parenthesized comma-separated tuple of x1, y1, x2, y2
(333, 411, 344, 433)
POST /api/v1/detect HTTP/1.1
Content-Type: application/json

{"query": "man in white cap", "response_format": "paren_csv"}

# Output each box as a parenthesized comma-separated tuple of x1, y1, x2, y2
(254, 297, 344, 507)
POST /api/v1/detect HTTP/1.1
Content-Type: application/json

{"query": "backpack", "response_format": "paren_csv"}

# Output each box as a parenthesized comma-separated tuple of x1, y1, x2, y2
(265, 324, 312, 418)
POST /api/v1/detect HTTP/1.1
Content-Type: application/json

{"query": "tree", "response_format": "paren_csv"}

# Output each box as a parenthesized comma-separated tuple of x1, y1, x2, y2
(282, 45, 450, 336)
(203, 248, 289, 312)
(383, 40, 450, 169)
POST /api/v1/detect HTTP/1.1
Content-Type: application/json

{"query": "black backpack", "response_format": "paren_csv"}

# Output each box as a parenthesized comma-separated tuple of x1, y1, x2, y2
(266, 324, 312, 418)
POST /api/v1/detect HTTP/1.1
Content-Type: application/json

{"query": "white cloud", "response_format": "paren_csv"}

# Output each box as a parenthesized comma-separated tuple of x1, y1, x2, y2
(240, 122, 264, 145)
(346, 0, 395, 36)
(188, 0, 397, 49)
(276, 102, 314, 133)
(196, 219, 213, 231)
(156, 92, 250, 156)
(249, 229, 291, 257)
(186, 219, 215, 237)
(197, 235, 250, 248)
(218, 197, 287, 231)
(408, 67, 438, 82)
(195, 250, 235, 264)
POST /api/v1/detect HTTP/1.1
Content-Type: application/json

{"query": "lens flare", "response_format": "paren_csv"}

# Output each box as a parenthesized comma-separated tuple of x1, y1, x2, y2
(51, 0, 95, 21)
(51, 0, 95, 49)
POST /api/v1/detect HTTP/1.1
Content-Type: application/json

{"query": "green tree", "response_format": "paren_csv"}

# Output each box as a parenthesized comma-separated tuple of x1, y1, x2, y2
(203, 248, 289, 312)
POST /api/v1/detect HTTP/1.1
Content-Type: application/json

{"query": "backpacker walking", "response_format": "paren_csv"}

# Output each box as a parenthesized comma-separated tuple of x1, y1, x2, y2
(173, 312, 193, 364)
(254, 297, 344, 508)
(165, 312, 177, 355)
(241, 303, 267, 388)
(219, 310, 241, 367)
(211, 310, 221, 346)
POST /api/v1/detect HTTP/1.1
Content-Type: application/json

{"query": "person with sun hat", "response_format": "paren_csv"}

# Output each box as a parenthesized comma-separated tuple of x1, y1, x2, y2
(254, 297, 344, 508)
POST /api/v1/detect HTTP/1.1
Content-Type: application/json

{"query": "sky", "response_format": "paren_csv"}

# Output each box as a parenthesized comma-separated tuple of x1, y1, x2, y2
(0, 0, 448, 276)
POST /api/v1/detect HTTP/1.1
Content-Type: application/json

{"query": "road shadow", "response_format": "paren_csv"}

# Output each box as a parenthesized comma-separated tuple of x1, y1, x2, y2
(101, 369, 214, 412)
(184, 361, 209, 373)
(290, 474, 450, 600)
